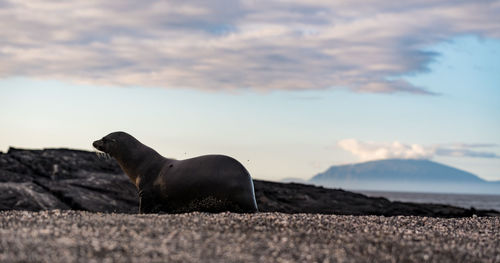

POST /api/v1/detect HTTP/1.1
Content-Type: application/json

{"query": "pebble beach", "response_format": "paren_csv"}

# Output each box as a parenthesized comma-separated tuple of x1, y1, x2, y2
(0, 210, 498, 262)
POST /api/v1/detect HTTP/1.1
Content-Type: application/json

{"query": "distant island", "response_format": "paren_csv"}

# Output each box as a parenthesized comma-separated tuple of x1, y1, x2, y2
(306, 159, 499, 195)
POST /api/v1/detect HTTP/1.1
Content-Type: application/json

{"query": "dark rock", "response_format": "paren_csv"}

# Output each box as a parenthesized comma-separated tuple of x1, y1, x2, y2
(0, 169, 37, 183)
(35, 172, 137, 213)
(0, 181, 69, 211)
(253, 180, 499, 217)
(0, 148, 498, 217)
(5, 148, 122, 179)
(0, 148, 135, 213)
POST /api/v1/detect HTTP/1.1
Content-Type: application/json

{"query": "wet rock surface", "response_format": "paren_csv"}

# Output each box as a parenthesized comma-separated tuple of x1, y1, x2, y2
(0, 210, 499, 262)
(0, 148, 498, 217)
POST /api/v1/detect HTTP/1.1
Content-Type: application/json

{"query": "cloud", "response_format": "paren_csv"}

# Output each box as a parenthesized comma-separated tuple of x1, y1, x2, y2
(337, 139, 500, 161)
(435, 147, 500, 159)
(337, 139, 434, 161)
(0, 0, 499, 94)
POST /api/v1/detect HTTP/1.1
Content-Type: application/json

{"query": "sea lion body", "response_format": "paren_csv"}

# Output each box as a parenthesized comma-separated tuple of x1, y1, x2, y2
(93, 132, 258, 213)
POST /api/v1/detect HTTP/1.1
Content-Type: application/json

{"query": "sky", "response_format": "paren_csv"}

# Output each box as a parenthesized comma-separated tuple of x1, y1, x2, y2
(0, 0, 499, 182)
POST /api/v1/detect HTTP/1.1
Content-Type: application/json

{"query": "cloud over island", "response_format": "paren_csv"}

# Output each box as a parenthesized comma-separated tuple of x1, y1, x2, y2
(338, 139, 500, 161)
(1, 0, 499, 93)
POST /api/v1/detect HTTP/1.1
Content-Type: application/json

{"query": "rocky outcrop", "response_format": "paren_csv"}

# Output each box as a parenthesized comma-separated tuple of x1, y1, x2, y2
(253, 181, 498, 217)
(0, 148, 498, 217)
(0, 148, 137, 213)
(0, 181, 69, 211)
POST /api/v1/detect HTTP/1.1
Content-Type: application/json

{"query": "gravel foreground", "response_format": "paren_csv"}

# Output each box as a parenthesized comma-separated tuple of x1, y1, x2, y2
(0, 211, 498, 263)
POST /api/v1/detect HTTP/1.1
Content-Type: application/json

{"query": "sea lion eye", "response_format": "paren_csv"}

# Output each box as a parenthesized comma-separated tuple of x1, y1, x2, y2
(102, 138, 114, 144)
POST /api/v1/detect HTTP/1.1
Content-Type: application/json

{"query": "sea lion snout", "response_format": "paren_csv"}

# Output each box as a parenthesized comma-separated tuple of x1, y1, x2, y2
(92, 140, 104, 151)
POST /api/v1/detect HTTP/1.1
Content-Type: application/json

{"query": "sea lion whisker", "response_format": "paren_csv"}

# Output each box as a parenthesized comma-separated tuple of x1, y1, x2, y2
(96, 151, 105, 159)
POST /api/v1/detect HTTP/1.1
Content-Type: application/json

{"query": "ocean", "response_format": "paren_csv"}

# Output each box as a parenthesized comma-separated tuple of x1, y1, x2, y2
(355, 190, 500, 211)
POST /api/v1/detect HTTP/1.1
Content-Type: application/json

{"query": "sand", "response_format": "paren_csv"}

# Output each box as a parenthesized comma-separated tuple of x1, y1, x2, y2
(0, 210, 498, 262)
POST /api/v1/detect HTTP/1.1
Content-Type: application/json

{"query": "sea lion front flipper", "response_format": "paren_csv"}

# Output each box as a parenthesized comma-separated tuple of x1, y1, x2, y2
(138, 190, 155, 214)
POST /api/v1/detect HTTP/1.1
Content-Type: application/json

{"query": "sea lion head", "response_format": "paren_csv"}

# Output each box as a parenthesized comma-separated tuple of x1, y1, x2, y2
(93, 131, 140, 158)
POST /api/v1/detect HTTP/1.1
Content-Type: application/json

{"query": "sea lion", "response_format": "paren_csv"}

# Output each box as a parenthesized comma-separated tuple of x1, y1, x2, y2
(92, 131, 258, 213)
